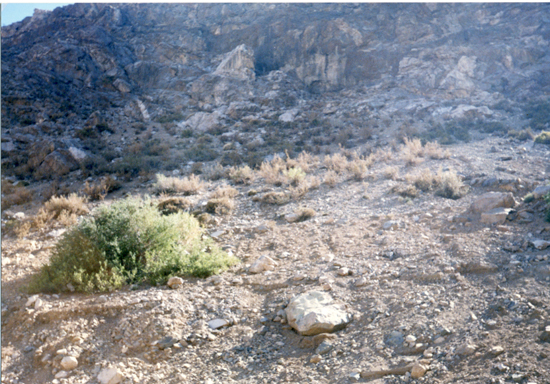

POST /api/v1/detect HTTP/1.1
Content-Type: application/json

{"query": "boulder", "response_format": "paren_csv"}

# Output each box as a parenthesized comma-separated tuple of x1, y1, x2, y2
(35, 150, 78, 179)
(480, 207, 513, 225)
(532, 185, 550, 199)
(214, 44, 255, 80)
(285, 291, 351, 336)
(470, 192, 515, 213)
(60, 356, 78, 371)
(167, 276, 184, 289)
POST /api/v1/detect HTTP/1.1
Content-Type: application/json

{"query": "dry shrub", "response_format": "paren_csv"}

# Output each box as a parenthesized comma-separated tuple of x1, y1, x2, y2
(82, 176, 121, 201)
(153, 174, 205, 195)
(323, 170, 338, 187)
(347, 154, 373, 180)
(424, 141, 451, 160)
(373, 147, 394, 163)
(44, 193, 89, 220)
(401, 138, 425, 166)
(260, 191, 290, 205)
(295, 207, 316, 222)
(391, 184, 419, 198)
(435, 169, 468, 199)
(157, 197, 192, 215)
(324, 153, 349, 174)
(14, 221, 32, 239)
(410, 168, 440, 192)
(384, 166, 399, 180)
(288, 151, 319, 173)
(1, 181, 33, 209)
(408, 168, 467, 199)
(259, 155, 287, 186)
(211, 186, 239, 199)
(206, 197, 235, 215)
(229, 165, 255, 184)
(205, 163, 228, 181)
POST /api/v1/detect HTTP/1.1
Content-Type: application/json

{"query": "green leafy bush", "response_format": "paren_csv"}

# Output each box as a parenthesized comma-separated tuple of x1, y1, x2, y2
(29, 198, 239, 293)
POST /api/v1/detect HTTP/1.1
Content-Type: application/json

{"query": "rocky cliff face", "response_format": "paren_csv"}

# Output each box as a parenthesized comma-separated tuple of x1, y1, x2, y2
(2, 3, 550, 180)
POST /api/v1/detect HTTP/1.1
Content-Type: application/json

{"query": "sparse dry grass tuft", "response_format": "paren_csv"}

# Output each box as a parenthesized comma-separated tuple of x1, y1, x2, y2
(2, 181, 33, 209)
(157, 196, 192, 215)
(82, 176, 121, 201)
(289, 151, 320, 173)
(153, 174, 206, 195)
(323, 171, 339, 187)
(408, 167, 467, 199)
(206, 197, 235, 215)
(259, 155, 287, 186)
(259, 191, 290, 205)
(44, 193, 89, 220)
(295, 207, 316, 222)
(211, 186, 239, 199)
(229, 165, 255, 184)
(391, 184, 419, 198)
(373, 147, 394, 163)
(384, 166, 399, 180)
(324, 153, 349, 174)
(424, 141, 451, 159)
(435, 169, 468, 199)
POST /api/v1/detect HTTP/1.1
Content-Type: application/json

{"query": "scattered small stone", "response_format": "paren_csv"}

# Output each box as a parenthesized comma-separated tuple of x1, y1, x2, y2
(98, 367, 123, 384)
(167, 276, 184, 289)
(456, 343, 477, 356)
(315, 340, 333, 355)
(383, 220, 399, 230)
(249, 255, 277, 274)
(354, 277, 368, 287)
(489, 345, 505, 356)
(411, 363, 428, 379)
(337, 267, 351, 276)
(310, 354, 322, 364)
(60, 356, 78, 371)
(208, 319, 230, 330)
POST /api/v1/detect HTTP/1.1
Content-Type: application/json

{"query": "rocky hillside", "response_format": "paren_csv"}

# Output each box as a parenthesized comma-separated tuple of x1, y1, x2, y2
(2, 3, 550, 182)
(2, 4, 550, 384)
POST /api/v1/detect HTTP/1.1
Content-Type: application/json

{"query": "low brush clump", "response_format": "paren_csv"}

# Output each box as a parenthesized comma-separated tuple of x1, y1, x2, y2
(153, 174, 205, 195)
(43, 193, 89, 224)
(283, 167, 306, 186)
(294, 207, 316, 222)
(257, 191, 290, 205)
(28, 197, 239, 293)
(229, 165, 255, 184)
(1, 180, 33, 210)
(157, 196, 192, 215)
(81, 175, 122, 201)
(206, 186, 239, 215)
(409, 168, 468, 199)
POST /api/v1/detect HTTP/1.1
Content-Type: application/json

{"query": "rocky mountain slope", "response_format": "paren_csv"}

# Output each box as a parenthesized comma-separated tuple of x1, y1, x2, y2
(2, 3, 550, 384)
(2, 3, 550, 181)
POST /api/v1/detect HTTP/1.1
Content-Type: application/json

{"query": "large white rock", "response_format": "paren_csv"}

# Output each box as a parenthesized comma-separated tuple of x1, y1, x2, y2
(470, 192, 515, 213)
(167, 276, 184, 289)
(480, 207, 513, 225)
(249, 255, 277, 274)
(98, 367, 123, 384)
(285, 291, 351, 336)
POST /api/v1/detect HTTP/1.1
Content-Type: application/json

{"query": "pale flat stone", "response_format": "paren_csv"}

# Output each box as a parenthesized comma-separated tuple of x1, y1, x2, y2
(60, 356, 78, 371)
(470, 192, 515, 213)
(98, 368, 123, 384)
(411, 363, 428, 379)
(285, 291, 351, 336)
(208, 319, 230, 330)
(249, 255, 277, 274)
